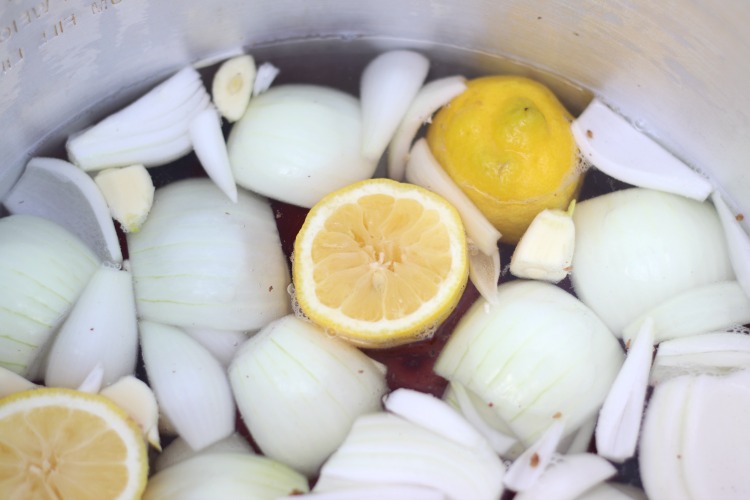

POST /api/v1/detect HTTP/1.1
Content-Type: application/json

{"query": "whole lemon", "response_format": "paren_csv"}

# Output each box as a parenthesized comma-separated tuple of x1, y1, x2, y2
(426, 75, 582, 244)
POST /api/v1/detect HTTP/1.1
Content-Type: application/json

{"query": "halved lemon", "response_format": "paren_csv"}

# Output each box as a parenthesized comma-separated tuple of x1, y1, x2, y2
(292, 178, 468, 348)
(0, 387, 148, 499)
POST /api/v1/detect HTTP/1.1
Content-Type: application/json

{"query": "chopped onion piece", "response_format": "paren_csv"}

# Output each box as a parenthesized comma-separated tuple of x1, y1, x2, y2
(650, 332, 750, 384)
(576, 482, 647, 500)
(100, 375, 161, 449)
(712, 191, 750, 300)
(0, 215, 99, 376)
(572, 99, 712, 201)
(467, 243, 502, 306)
(140, 321, 235, 451)
(514, 453, 617, 500)
(229, 315, 387, 477)
(67, 66, 212, 171)
(3, 157, 122, 263)
(252, 62, 280, 96)
(561, 414, 596, 455)
(45, 265, 139, 389)
(143, 453, 309, 499)
(595, 318, 654, 462)
(282, 485, 444, 500)
(504, 421, 565, 492)
(74, 363, 104, 394)
(388, 75, 467, 181)
(360, 50, 429, 162)
(182, 327, 250, 367)
(621, 281, 750, 344)
(572, 188, 732, 335)
(0, 367, 38, 398)
(154, 433, 254, 473)
(189, 107, 238, 202)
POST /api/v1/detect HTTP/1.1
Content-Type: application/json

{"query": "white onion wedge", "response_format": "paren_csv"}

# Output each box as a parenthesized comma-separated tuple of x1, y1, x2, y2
(182, 327, 250, 367)
(154, 433, 254, 473)
(75, 363, 104, 394)
(576, 482, 647, 500)
(712, 191, 750, 300)
(212, 54, 256, 122)
(229, 315, 387, 477)
(189, 107, 238, 202)
(571, 99, 712, 201)
(140, 321, 235, 451)
(0, 215, 100, 376)
(621, 281, 750, 344)
(143, 453, 309, 499)
(253, 62, 280, 96)
(100, 375, 161, 449)
(650, 332, 750, 384)
(0, 367, 38, 398)
(3, 157, 122, 263)
(360, 50, 429, 162)
(514, 453, 617, 500)
(94, 164, 155, 233)
(387, 75, 467, 181)
(44, 265, 138, 389)
(595, 318, 654, 462)
(282, 485, 444, 500)
(504, 421, 565, 492)
(562, 414, 596, 455)
(67, 66, 212, 171)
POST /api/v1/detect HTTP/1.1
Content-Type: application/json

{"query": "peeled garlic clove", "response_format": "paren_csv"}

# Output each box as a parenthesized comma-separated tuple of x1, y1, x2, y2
(510, 207, 575, 283)
(188, 107, 238, 203)
(141, 321, 235, 451)
(0, 367, 38, 398)
(212, 54, 256, 122)
(504, 421, 565, 492)
(101, 375, 161, 449)
(712, 191, 750, 300)
(45, 265, 139, 389)
(387, 75, 467, 181)
(154, 433, 255, 473)
(94, 164, 155, 233)
(572, 99, 712, 201)
(4, 157, 122, 264)
(252, 62, 280, 96)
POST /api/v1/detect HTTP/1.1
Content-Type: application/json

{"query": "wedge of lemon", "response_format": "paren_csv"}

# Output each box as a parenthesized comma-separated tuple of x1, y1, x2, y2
(0, 387, 148, 499)
(292, 178, 468, 348)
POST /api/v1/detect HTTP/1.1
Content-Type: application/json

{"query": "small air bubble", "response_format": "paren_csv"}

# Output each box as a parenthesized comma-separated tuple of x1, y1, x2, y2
(103, 261, 123, 270)
(633, 118, 648, 132)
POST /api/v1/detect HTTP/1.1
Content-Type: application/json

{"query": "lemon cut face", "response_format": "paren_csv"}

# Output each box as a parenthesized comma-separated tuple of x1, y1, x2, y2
(0, 388, 148, 500)
(293, 179, 468, 348)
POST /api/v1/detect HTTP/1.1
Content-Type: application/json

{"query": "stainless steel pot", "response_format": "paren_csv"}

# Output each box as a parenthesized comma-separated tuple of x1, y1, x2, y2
(1, 0, 749, 225)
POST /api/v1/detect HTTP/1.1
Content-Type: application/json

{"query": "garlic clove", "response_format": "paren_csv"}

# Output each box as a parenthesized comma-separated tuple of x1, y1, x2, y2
(100, 375, 161, 450)
(387, 75, 467, 181)
(572, 99, 712, 201)
(4, 157, 122, 264)
(94, 164, 155, 233)
(211, 54, 256, 122)
(510, 206, 575, 283)
(188, 107, 238, 203)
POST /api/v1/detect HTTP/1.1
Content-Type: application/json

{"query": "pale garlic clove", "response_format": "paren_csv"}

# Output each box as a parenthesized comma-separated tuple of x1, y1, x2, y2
(510, 206, 575, 283)
(211, 54, 256, 122)
(94, 164, 155, 233)
(100, 375, 161, 450)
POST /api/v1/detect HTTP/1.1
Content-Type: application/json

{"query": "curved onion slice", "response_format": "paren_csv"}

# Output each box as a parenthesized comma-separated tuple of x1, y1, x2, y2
(0, 367, 38, 398)
(3, 157, 122, 263)
(360, 50, 429, 162)
(189, 107, 238, 202)
(504, 421, 565, 492)
(572, 99, 712, 201)
(514, 453, 617, 500)
(154, 433, 254, 473)
(712, 191, 750, 300)
(388, 75, 467, 181)
(182, 327, 250, 367)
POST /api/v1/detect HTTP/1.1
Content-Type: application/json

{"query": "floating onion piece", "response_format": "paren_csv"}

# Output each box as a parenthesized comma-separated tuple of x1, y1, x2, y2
(712, 191, 750, 300)
(0, 215, 99, 376)
(571, 188, 732, 335)
(595, 318, 654, 462)
(188, 107, 238, 202)
(143, 453, 309, 499)
(514, 453, 617, 500)
(571, 99, 712, 201)
(510, 206, 575, 283)
(182, 327, 250, 367)
(314, 412, 505, 500)
(360, 50, 429, 162)
(3, 157, 122, 263)
(406, 138, 501, 304)
(127, 178, 290, 331)
(576, 482, 647, 500)
(561, 414, 597, 455)
(435, 280, 623, 447)
(504, 421, 565, 492)
(211, 54, 256, 122)
(621, 281, 750, 344)
(284, 484, 443, 500)
(100, 375, 161, 449)
(154, 433, 254, 473)
(640, 370, 750, 499)
(0, 367, 37, 398)
(650, 332, 750, 384)
(229, 315, 387, 476)
(253, 62, 280, 96)
(94, 164, 155, 233)
(74, 363, 104, 393)
(388, 75, 467, 181)
(227, 84, 377, 208)
(140, 321, 235, 451)
(45, 265, 138, 389)
(67, 66, 212, 171)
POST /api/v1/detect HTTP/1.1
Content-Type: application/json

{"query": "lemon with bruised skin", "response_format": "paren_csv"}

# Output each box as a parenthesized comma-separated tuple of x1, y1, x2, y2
(0, 387, 148, 500)
(426, 75, 582, 244)
(292, 178, 468, 348)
